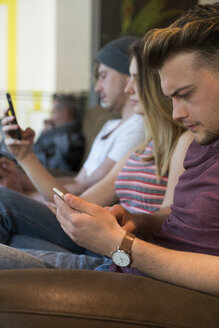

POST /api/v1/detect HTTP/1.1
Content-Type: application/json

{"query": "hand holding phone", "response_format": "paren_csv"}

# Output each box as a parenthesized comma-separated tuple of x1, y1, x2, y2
(53, 187, 65, 200)
(6, 93, 22, 140)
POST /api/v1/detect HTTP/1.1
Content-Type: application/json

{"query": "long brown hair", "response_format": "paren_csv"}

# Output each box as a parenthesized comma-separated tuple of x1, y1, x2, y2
(129, 40, 186, 178)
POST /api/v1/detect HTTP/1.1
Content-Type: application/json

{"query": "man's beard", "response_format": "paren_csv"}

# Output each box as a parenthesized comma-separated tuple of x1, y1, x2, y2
(196, 130, 219, 145)
(99, 99, 113, 112)
(100, 99, 109, 109)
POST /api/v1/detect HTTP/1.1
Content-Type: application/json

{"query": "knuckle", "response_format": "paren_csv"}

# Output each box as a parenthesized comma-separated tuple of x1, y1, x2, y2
(73, 216, 82, 228)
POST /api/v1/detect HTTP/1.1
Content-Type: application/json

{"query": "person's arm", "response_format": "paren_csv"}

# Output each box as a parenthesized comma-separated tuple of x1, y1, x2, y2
(130, 236, 219, 296)
(0, 157, 24, 192)
(1, 109, 124, 200)
(15, 151, 68, 200)
(80, 151, 132, 205)
(1, 111, 118, 200)
(109, 204, 170, 238)
(54, 194, 219, 297)
(161, 130, 194, 208)
(0, 156, 48, 198)
(1, 109, 68, 200)
(62, 157, 117, 196)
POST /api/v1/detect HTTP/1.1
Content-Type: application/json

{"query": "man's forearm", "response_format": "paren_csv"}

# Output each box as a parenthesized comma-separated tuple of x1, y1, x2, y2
(130, 238, 219, 296)
(109, 206, 219, 296)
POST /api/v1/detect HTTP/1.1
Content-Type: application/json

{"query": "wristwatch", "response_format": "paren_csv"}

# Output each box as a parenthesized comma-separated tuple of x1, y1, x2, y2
(111, 232, 135, 267)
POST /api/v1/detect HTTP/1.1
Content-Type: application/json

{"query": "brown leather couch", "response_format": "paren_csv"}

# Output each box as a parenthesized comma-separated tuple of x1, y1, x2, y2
(0, 268, 218, 327)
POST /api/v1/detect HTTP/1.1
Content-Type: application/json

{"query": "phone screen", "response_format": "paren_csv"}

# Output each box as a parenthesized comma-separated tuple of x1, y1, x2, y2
(6, 93, 22, 140)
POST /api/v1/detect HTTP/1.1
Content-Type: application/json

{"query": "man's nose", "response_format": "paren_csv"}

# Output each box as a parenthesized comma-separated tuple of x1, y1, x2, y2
(94, 80, 102, 92)
(172, 99, 188, 121)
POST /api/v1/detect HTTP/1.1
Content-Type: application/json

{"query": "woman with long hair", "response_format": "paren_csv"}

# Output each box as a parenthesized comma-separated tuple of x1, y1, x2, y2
(80, 39, 193, 215)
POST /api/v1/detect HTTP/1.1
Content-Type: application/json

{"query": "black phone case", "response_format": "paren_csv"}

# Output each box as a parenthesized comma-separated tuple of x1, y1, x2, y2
(6, 93, 22, 140)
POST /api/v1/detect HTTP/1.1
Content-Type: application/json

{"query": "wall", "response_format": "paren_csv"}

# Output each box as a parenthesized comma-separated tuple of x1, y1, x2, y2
(0, 0, 92, 137)
(56, 0, 91, 93)
(0, 4, 7, 92)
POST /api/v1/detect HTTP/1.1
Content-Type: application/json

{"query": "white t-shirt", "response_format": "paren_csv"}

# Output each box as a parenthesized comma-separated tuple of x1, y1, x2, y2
(83, 114, 145, 177)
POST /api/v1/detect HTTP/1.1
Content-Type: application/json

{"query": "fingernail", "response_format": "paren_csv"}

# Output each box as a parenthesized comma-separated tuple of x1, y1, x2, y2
(65, 193, 73, 202)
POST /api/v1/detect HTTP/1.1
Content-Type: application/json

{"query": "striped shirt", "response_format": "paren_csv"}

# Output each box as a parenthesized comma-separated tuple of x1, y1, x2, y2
(115, 142, 168, 214)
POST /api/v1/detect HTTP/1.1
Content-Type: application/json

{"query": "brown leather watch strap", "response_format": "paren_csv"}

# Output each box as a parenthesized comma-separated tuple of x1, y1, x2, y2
(119, 232, 135, 253)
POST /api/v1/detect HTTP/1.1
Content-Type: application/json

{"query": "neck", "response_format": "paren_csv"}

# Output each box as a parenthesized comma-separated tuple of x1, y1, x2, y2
(120, 100, 134, 122)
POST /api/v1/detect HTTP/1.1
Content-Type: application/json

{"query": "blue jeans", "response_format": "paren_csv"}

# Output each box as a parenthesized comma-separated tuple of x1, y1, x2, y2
(0, 186, 85, 253)
(0, 244, 111, 271)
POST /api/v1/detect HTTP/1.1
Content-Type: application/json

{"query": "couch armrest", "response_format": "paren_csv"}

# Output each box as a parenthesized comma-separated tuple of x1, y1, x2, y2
(0, 269, 218, 328)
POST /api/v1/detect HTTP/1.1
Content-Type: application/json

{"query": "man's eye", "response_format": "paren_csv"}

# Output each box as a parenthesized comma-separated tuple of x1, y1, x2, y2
(179, 91, 191, 99)
(99, 73, 106, 80)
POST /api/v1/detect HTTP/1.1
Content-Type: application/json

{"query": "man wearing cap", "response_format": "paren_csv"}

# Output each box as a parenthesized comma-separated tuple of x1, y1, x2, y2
(81, 37, 145, 190)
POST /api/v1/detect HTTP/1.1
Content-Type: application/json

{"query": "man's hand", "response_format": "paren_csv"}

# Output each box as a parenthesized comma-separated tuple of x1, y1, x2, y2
(42, 118, 55, 133)
(1, 108, 35, 160)
(107, 204, 150, 238)
(54, 193, 125, 256)
(106, 204, 138, 230)
(108, 204, 170, 239)
(0, 157, 24, 192)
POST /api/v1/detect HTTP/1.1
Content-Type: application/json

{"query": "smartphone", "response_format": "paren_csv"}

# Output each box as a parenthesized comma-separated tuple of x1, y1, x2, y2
(53, 187, 65, 200)
(6, 92, 22, 140)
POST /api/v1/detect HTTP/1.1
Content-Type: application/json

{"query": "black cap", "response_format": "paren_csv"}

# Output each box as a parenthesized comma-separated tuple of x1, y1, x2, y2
(95, 36, 138, 75)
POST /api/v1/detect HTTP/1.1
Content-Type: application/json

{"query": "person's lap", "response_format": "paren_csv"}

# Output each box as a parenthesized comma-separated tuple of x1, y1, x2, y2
(0, 186, 85, 253)
(9, 235, 72, 252)
(0, 244, 109, 271)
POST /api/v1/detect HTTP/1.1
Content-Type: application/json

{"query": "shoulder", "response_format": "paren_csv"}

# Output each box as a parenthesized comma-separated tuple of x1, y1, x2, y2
(119, 115, 144, 134)
(170, 130, 194, 167)
(126, 114, 144, 125)
(174, 130, 194, 155)
(177, 130, 194, 146)
(103, 119, 121, 128)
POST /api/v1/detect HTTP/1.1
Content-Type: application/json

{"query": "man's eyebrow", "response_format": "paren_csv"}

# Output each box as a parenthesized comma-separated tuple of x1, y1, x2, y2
(170, 86, 191, 97)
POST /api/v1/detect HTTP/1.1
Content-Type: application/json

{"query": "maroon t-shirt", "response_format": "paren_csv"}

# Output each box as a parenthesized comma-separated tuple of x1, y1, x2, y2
(110, 138, 219, 275)
(149, 138, 219, 255)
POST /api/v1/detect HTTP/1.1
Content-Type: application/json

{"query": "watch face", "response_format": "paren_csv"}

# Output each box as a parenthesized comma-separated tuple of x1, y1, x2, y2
(112, 250, 130, 267)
